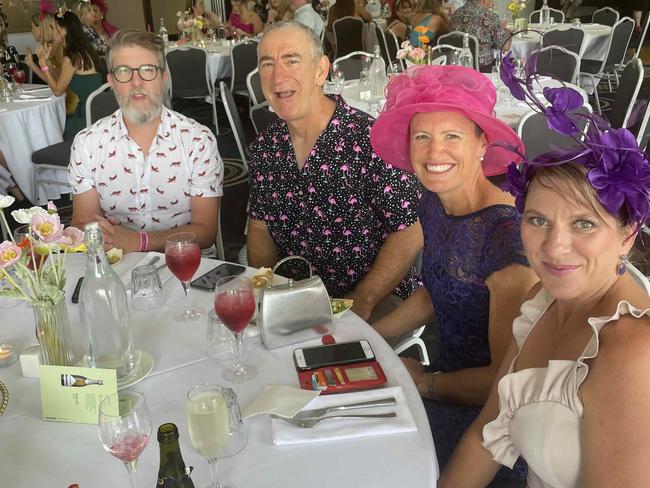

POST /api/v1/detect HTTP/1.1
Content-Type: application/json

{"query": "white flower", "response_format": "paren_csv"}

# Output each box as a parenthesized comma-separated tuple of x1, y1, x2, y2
(177, 10, 182, 16)
(400, 40, 412, 49)
(0, 195, 15, 209)
(11, 206, 48, 224)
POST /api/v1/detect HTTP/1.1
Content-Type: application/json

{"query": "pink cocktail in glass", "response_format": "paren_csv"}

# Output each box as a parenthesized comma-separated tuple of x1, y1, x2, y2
(12, 70, 26, 84)
(165, 232, 205, 322)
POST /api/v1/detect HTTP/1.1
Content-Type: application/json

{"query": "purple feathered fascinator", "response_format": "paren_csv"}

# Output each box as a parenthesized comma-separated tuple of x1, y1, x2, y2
(498, 48, 650, 230)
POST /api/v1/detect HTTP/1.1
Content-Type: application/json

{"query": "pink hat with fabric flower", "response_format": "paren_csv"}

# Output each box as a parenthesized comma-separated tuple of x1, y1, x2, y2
(370, 65, 524, 176)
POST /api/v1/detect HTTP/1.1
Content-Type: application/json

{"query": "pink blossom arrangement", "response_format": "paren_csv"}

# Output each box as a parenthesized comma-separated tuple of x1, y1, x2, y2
(396, 41, 427, 65)
(0, 197, 84, 305)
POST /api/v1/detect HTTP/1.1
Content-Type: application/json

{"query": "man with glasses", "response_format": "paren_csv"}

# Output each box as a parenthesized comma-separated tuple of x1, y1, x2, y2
(69, 29, 222, 253)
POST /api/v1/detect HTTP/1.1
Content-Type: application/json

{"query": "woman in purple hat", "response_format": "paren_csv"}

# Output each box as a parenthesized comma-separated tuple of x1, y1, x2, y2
(439, 60, 650, 487)
(370, 65, 538, 481)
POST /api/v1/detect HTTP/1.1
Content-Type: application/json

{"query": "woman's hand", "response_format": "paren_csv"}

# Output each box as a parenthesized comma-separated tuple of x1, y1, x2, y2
(401, 357, 431, 397)
(25, 48, 37, 70)
(267, 8, 278, 23)
(35, 44, 52, 67)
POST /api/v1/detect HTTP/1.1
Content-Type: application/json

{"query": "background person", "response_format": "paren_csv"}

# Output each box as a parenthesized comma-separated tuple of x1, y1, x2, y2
(73, 0, 108, 55)
(228, 0, 264, 36)
(408, 0, 448, 46)
(387, 0, 414, 43)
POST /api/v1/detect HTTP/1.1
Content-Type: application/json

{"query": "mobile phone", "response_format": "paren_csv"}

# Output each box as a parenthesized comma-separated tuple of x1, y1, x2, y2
(293, 340, 375, 371)
(71, 277, 84, 304)
(190, 263, 246, 291)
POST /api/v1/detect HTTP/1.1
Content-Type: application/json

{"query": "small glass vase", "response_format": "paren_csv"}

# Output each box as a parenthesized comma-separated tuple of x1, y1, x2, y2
(33, 295, 74, 366)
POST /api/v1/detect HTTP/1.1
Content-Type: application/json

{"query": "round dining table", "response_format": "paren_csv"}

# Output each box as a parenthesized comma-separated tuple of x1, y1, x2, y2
(0, 253, 438, 487)
(0, 85, 66, 204)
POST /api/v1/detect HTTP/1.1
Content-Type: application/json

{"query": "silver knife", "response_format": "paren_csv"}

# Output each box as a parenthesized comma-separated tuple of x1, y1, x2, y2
(294, 397, 397, 419)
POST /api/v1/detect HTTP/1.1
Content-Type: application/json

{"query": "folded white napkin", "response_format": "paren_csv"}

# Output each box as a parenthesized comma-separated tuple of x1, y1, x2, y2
(14, 96, 51, 102)
(21, 86, 51, 93)
(243, 385, 320, 419)
(0, 108, 7, 113)
(112, 251, 173, 288)
(271, 386, 417, 445)
(18, 93, 51, 100)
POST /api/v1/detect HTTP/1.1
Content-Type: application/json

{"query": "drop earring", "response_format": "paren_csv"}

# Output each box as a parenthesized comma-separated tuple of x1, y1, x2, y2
(617, 254, 629, 275)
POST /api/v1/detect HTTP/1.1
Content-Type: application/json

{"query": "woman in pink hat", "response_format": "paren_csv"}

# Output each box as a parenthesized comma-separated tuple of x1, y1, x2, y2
(370, 65, 538, 480)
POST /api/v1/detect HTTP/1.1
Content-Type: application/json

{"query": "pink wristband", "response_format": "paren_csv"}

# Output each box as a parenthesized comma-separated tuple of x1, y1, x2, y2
(139, 231, 149, 252)
(40, 65, 49, 72)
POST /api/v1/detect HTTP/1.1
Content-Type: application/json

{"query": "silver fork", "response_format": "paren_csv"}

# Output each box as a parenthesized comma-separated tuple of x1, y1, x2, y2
(293, 397, 396, 419)
(272, 412, 396, 428)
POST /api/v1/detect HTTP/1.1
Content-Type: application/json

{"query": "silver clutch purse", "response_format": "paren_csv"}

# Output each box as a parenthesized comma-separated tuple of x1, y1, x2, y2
(259, 257, 333, 350)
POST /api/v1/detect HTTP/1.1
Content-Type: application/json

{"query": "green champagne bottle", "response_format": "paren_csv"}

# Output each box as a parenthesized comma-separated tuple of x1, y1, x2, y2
(156, 423, 195, 487)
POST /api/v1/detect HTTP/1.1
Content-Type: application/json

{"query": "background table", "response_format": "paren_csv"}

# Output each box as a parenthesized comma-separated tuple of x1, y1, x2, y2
(0, 254, 438, 487)
(0, 86, 66, 204)
(510, 23, 612, 62)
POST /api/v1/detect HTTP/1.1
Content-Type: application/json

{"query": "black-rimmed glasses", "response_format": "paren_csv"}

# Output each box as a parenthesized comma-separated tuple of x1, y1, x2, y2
(110, 64, 161, 83)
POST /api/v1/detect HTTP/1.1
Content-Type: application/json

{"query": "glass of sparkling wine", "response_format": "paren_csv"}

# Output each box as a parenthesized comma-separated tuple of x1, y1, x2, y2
(214, 276, 258, 383)
(165, 232, 205, 321)
(187, 383, 233, 488)
(98, 391, 152, 488)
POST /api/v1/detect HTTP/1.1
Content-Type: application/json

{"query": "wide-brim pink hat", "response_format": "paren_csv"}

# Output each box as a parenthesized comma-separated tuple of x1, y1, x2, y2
(370, 65, 524, 176)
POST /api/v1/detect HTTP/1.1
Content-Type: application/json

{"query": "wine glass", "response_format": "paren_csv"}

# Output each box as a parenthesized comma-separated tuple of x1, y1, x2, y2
(187, 383, 232, 488)
(12, 69, 26, 84)
(165, 232, 205, 322)
(214, 276, 258, 383)
(98, 391, 152, 488)
(5, 62, 16, 76)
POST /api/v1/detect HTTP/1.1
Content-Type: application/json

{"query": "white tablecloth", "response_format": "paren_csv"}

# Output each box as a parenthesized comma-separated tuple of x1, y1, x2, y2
(0, 86, 66, 204)
(205, 44, 233, 86)
(510, 23, 612, 62)
(0, 255, 437, 487)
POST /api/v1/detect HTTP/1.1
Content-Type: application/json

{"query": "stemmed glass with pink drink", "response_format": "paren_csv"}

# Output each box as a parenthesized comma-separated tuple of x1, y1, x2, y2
(98, 391, 152, 488)
(165, 232, 205, 321)
(214, 276, 258, 383)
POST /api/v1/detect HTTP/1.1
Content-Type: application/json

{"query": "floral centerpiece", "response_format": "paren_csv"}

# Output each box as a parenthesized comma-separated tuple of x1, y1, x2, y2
(177, 10, 205, 43)
(396, 40, 428, 66)
(507, 0, 527, 22)
(0, 197, 84, 366)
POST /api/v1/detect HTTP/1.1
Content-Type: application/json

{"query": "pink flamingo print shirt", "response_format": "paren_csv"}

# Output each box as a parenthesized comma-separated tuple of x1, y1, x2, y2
(249, 96, 421, 299)
(69, 107, 223, 231)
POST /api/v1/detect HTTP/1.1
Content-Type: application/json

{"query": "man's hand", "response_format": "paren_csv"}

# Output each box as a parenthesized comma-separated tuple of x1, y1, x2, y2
(346, 290, 373, 321)
(94, 214, 140, 253)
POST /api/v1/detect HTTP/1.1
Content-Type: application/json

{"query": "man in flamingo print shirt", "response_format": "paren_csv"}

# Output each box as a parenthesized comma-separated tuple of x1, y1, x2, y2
(249, 22, 423, 322)
(68, 29, 222, 253)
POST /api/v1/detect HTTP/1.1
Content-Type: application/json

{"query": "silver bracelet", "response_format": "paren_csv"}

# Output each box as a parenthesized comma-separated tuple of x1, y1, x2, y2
(427, 371, 441, 400)
(0, 380, 8, 416)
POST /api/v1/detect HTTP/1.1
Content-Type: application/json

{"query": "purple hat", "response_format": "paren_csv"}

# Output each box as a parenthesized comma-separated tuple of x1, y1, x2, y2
(370, 65, 524, 176)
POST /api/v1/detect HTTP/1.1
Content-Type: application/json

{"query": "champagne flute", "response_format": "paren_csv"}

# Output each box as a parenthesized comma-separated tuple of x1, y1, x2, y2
(165, 232, 204, 321)
(98, 391, 152, 488)
(214, 276, 258, 383)
(187, 383, 232, 488)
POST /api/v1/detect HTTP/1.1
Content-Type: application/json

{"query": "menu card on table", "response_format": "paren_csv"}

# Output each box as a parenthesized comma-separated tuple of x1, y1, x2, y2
(39, 365, 117, 424)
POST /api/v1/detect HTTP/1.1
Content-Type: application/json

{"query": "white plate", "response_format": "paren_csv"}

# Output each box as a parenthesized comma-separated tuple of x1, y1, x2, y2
(118, 350, 154, 390)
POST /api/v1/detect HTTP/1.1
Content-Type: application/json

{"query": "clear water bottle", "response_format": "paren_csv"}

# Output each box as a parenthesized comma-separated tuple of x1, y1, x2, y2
(159, 17, 169, 49)
(458, 33, 474, 68)
(369, 44, 387, 101)
(540, 0, 551, 26)
(79, 223, 139, 384)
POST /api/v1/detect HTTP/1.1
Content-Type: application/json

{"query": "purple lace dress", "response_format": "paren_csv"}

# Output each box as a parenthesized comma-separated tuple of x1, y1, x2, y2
(419, 190, 528, 481)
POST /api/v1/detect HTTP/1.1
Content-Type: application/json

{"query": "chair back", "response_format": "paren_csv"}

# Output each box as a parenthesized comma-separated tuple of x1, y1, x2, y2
(608, 58, 644, 129)
(85, 83, 119, 127)
(635, 100, 650, 152)
(634, 12, 650, 58)
(604, 17, 635, 70)
(529, 8, 564, 23)
(437, 31, 479, 70)
(250, 101, 280, 134)
(430, 44, 463, 65)
(373, 23, 391, 69)
(220, 81, 250, 169)
(592, 6, 619, 26)
(165, 46, 210, 99)
(533, 46, 580, 84)
(333, 16, 364, 59)
(333, 50, 373, 80)
(230, 40, 259, 94)
(384, 29, 403, 71)
(518, 105, 591, 161)
(541, 27, 585, 55)
(246, 68, 265, 105)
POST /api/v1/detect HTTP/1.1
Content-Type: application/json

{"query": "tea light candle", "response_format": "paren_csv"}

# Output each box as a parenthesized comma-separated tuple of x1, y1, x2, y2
(0, 343, 17, 367)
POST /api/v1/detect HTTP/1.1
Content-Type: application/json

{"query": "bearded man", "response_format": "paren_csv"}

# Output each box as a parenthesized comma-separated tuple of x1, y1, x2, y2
(68, 29, 222, 252)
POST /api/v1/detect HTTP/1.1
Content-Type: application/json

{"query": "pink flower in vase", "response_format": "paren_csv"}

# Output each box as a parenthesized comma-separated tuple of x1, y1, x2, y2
(31, 214, 64, 243)
(57, 227, 84, 248)
(0, 241, 22, 268)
